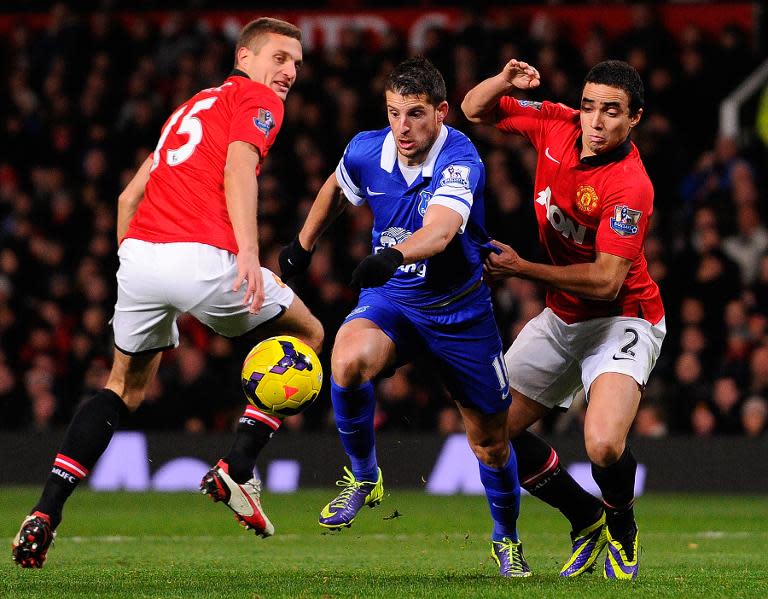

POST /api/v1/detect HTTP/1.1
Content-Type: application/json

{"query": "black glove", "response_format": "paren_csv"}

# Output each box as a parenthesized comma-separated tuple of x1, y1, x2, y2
(350, 248, 404, 288)
(278, 236, 313, 281)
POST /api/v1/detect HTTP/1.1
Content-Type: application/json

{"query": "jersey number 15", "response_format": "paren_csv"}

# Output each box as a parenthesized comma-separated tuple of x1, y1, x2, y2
(150, 97, 218, 171)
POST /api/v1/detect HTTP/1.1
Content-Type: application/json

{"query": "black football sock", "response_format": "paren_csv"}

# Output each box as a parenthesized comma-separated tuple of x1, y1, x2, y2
(513, 430, 603, 533)
(591, 447, 637, 541)
(33, 389, 129, 529)
(221, 406, 280, 484)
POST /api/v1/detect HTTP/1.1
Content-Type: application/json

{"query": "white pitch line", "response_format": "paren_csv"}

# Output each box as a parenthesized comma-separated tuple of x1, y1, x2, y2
(697, 531, 756, 539)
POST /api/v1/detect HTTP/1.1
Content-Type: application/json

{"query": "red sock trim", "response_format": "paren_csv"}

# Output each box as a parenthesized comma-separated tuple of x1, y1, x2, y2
(243, 405, 281, 431)
(53, 454, 89, 479)
(521, 448, 559, 487)
(603, 498, 635, 511)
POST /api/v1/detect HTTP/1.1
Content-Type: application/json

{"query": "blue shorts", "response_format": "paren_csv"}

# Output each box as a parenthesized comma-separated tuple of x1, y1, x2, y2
(344, 287, 510, 415)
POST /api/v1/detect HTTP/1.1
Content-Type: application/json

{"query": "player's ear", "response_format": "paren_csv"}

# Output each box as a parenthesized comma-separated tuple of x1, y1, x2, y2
(436, 101, 449, 123)
(629, 107, 643, 129)
(236, 45, 251, 68)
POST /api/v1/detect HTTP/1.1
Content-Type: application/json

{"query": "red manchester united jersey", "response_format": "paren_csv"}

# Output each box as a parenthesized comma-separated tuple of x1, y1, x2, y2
(125, 73, 284, 254)
(497, 97, 664, 325)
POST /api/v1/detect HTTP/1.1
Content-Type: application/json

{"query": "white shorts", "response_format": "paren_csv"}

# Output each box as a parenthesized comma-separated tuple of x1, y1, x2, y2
(504, 307, 666, 410)
(112, 239, 295, 354)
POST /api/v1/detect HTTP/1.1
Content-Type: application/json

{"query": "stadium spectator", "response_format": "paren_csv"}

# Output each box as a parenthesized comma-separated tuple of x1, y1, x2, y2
(741, 395, 768, 437)
(691, 401, 717, 437)
(749, 346, 768, 397)
(632, 403, 668, 438)
(665, 352, 709, 433)
(722, 205, 768, 285)
(710, 376, 743, 434)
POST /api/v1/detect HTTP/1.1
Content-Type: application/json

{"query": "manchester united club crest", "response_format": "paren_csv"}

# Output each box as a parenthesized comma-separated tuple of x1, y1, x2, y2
(576, 185, 599, 214)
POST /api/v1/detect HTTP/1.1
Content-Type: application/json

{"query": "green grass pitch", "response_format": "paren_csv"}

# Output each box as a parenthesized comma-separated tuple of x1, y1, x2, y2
(1, 488, 766, 598)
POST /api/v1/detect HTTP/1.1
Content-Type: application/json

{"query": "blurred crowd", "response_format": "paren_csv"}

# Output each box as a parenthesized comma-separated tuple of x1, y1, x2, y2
(1, 3, 767, 438)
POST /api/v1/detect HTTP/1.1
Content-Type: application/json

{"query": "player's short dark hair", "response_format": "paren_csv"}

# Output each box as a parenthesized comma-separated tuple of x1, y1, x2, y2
(235, 17, 302, 65)
(385, 57, 447, 106)
(584, 60, 644, 115)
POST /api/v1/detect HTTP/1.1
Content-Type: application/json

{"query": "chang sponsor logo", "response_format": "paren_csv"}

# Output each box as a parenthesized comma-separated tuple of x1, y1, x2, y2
(376, 227, 426, 277)
(379, 226, 411, 247)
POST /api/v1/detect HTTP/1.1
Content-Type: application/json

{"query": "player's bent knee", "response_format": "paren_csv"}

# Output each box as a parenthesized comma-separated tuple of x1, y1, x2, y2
(508, 419, 529, 439)
(470, 438, 510, 469)
(304, 316, 324, 354)
(330, 350, 367, 388)
(281, 299, 324, 354)
(585, 436, 625, 467)
(119, 389, 147, 411)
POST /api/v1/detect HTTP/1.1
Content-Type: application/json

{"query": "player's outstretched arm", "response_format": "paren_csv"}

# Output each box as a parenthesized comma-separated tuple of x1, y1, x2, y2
(225, 140, 264, 314)
(299, 172, 348, 250)
(461, 59, 541, 125)
(485, 240, 631, 301)
(279, 172, 347, 281)
(116, 155, 152, 243)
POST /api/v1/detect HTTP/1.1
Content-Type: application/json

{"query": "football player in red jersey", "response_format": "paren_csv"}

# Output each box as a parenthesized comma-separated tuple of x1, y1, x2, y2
(12, 18, 323, 569)
(462, 59, 665, 580)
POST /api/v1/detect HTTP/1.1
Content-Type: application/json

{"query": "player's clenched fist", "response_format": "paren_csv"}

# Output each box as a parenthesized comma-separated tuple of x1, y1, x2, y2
(279, 236, 313, 281)
(483, 239, 524, 282)
(350, 247, 404, 288)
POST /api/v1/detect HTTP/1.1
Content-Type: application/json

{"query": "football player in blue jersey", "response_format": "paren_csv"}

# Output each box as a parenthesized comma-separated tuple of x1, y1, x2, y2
(279, 57, 530, 577)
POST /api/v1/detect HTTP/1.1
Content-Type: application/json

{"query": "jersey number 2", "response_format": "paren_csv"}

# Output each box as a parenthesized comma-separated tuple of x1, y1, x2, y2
(151, 97, 218, 171)
(618, 328, 639, 357)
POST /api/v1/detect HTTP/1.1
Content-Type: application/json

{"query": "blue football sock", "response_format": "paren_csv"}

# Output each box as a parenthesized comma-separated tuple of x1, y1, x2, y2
(331, 377, 378, 482)
(479, 443, 521, 542)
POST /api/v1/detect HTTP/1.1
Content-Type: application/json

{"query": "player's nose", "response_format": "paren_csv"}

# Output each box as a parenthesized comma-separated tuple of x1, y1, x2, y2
(283, 61, 297, 81)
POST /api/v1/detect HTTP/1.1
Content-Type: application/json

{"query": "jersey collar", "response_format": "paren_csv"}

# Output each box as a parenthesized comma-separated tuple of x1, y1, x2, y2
(578, 136, 632, 166)
(229, 68, 250, 79)
(380, 125, 449, 177)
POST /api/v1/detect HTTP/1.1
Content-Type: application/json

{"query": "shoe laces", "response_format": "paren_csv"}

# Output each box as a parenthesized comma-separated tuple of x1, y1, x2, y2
(330, 467, 369, 508)
(241, 478, 263, 498)
(496, 538, 525, 569)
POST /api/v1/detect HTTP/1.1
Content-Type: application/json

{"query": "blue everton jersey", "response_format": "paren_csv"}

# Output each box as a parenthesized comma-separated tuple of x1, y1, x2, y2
(335, 125, 492, 306)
